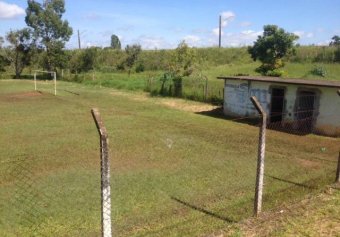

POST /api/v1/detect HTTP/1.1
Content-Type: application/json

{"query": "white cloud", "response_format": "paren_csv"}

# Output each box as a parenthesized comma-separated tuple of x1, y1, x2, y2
(0, 1, 25, 19)
(293, 31, 305, 37)
(136, 35, 172, 49)
(293, 31, 314, 39)
(84, 12, 101, 20)
(212, 28, 223, 36)
(240, 21, 252, 27)
(220, 11, 235, 27)
(316, 40, 331, 46)
(305, 32, 314, 38)
(222, 30, 262, 47)
(183, 35, 201, 46)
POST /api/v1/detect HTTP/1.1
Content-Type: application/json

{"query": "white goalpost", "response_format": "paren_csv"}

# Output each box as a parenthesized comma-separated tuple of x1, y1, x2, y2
(33, 70, 57, 96)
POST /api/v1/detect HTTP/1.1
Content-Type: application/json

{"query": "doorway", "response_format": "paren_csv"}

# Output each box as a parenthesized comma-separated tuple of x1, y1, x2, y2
(270, 88, 285, 123)
(296, 90, 316, 132)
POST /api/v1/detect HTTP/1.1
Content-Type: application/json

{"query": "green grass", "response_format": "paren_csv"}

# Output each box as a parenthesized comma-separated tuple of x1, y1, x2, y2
(228, 187, 340, 236)
(58, 62, 340, 105)
(0, 80, 339, 236)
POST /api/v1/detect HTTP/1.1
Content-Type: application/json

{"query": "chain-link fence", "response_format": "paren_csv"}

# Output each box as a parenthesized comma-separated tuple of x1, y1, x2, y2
(145, 75, 224, 105)
(0, 90, 102, 236)
(0, 80, 339, 236)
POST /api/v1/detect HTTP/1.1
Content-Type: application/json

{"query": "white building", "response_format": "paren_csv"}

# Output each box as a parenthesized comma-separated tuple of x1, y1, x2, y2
(218, 76, 340, 137)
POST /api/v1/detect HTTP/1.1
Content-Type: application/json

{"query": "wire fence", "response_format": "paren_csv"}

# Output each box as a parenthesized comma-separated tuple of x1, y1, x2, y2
(145, 75, 224, 105)
(0, 80, 339, 236)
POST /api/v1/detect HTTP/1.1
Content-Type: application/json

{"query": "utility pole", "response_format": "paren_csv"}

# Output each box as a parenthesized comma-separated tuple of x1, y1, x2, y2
(78, 30, 81, 49)
(219, 15, 222, 48)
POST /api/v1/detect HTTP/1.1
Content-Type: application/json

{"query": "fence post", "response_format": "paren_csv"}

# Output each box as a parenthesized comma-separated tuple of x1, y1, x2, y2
(54, 72, 57, 96)
(336, 152, 340, 183)
(250, 96, 267, 216)
(34, 73, 37, 91)
(205, 76, 208, 101)
(336, 91, 340, 182)
(91, 108, 112, 237)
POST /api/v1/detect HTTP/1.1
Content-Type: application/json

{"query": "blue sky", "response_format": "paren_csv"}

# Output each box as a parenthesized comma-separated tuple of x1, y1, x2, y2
(1, 0, 339, 49)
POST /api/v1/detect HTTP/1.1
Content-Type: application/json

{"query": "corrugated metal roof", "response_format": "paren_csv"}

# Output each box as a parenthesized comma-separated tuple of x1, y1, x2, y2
(217, 76, 340, 88)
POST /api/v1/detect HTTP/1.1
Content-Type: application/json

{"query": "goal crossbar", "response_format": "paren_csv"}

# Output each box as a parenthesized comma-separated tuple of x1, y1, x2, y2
(33, 70, 57, 96)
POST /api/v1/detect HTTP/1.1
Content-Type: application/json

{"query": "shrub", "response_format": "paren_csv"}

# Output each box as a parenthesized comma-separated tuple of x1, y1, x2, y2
(265, 69, 284, 77)
(135, 62, 145, 73)
(310, 66, 326, 77)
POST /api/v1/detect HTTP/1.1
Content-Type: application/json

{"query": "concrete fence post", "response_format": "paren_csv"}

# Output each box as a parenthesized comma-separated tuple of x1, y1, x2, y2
(336, 152, 340, 183)
(34, 73, 37, 91)
(54, 72, 57, 96)
(336, 91, 340, 182)
(250, 96, 267, 217)
(91, 108, 112, 237)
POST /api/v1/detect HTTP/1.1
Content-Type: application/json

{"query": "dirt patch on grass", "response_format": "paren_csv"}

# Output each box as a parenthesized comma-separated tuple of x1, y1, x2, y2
(10, 91, 42, 98)
(159, 99, 219, 113)
(110, 90, 218, 113)
(296, 158, 321, 169)
(0, 91, 43, 102)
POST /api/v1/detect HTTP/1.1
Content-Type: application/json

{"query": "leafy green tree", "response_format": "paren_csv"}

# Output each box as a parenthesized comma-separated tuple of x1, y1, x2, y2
(125, 44, 142, 75)
(81, 47, 98, 72)
(170, 41, 197, 77)
(248, 25, 298, 76)
(110, 35, 121, 49)
(6, 28, 34, 78)
(330, 35, 340, 62)
(0, 36, 4, 48)
(0, 36, 7, 72)
(0, 36, 10, 72)
(25, 0, 72, 71)
(167, 41, 197, 96)
(69, 47, 97, 73)
(330, 35, 340, 46)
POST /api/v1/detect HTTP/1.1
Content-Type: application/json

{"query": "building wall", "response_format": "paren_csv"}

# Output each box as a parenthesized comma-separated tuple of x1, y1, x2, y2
(314, 87, 340, 136)
(223, 79, 340, 136)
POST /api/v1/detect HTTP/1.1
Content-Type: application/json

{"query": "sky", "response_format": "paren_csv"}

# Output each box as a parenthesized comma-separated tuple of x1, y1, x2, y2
(0, 0, 340, 49)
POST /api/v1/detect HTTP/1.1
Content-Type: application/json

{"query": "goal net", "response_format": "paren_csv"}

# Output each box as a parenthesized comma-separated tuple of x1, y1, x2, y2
(33, 70, 57, 96)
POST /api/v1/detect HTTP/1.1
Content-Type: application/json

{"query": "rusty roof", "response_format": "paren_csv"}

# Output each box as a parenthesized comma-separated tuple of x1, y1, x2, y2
(217, 76, 340, 88)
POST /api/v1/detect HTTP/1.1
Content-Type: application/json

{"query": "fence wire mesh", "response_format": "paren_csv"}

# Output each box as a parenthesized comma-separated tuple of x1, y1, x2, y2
(0, 79, 339, 237)
(0, 102, 102, 236)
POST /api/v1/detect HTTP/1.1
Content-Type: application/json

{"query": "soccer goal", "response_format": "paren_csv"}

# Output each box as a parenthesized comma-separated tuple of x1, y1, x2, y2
(33, 70, 57, 96)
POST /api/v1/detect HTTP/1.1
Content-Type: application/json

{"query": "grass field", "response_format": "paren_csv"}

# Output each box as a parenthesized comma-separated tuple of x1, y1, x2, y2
(56, 62, 340, 105)
(0, 80, 339, 236)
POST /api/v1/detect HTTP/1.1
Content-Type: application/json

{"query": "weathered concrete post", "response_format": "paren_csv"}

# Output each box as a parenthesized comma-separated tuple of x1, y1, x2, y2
(34, 73, 37, 91)
(91, 108, 112, 237)
(336, 152, 340, 183)
(250, 96, 267, 217)
(54, 72, 57, 96)
(336, 91, 340, 183)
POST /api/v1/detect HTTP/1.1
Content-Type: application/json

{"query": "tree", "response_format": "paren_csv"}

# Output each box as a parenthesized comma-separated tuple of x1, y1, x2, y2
(330, 35, 340, 62)
(6, 28, 34, 78)
(165, 41, 198, 96)
(110, 35, 121, 49)
(0, 36, 10, 72)
(170, 41, 197, 77)
(248, 25, 299, 76)
(0, 36, 4, 48)
(330, 35, 340, 46)
(25, 0, 72, 71)
(125, 44, 141, 75)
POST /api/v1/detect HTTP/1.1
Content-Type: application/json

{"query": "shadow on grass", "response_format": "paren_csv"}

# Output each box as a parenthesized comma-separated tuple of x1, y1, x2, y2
(62, 89, 80, 96)
(196, 107, 325, 137)
(196, 107, 260, 126)
(170, 196, 235, 223)
(265, 174, 318, 190)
